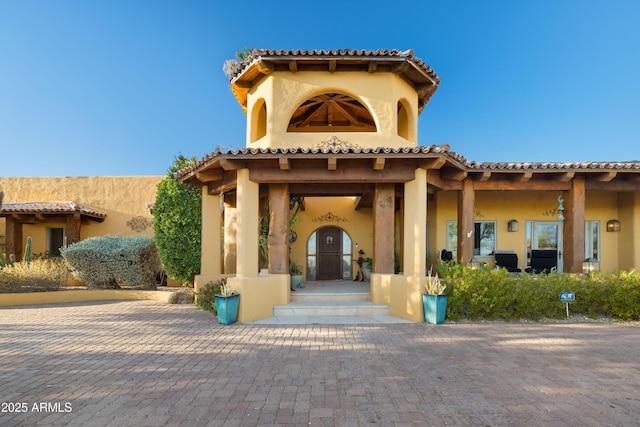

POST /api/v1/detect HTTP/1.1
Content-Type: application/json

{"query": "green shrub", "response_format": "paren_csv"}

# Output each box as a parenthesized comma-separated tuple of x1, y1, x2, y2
(195, 280, 225, 314)
(0, 258, 70, 293)
(60, 235, 160, 289)
(435, 263, 640, 322)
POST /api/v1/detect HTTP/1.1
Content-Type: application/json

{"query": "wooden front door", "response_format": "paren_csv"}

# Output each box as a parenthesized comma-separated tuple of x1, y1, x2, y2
(316, 226, 342, 280)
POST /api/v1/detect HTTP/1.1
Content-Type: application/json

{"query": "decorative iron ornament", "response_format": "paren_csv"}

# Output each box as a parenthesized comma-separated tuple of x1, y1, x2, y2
(317, 136, 360, 151)
(312, 211, 348, 223)
(127, 216, 153, 232)
(474, 210, 485, 218)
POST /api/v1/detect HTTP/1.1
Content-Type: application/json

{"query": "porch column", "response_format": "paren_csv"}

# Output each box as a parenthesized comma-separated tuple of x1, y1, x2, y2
(223, 194, 237, 274)
(563, 176, 585, 273)
(403, 168, 427, 276)
(200, 187, 222, 275)
(65, 213, 81, 246)
(457, 178, 475, 265)
(5, 216, 22, 262)
(235, 168, 259, 277)
(373, 183, 395, 274)
(268, 183, 289, 274)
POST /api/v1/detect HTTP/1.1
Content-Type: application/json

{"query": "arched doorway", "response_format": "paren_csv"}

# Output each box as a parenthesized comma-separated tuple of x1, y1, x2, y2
(306, 226, 352, 281)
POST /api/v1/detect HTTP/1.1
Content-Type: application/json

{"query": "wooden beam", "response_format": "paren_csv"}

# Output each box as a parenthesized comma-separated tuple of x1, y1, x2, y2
(288, 60, 297, 73)
(457, 179, 475, 265)
(372, 157, 385, 171)
(207, 171, 237, 195)
(368, 61, 377, 73)
(514, 172, 533, 182)
(392, 61, 409, 74)
(441, 169, 468, 181)
(586, 180, 640, 191)
(278, 157, 290, 170)
(595, 171, 617, 182)
(474, 180, 571, 191)
(374, 184, 395, 274)
(255, 59, 274, 75)
(419, 157, 446, 170)
(557, 171, 575, 182)
(328, 59, 336, 72)
(327, 157, 337, 171)
(234, 80, 252, 89)
(250, 166, 416, 183)
(478, 171, 492, 182)
(195, 168, 224, 182)
(415, 83, 433, 95)
(289, 183, 375, 196)
(563, 176, 585, 273)
(219, 158, 246, 171)
(267, 184, 289, 274)
(66, 212, 82, 246)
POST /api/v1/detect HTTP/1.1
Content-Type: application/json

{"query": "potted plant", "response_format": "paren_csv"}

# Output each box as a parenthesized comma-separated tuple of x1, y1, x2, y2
(422, 268, 448, 324)
(290, 260, 303, 289)
(214, 283, 240, 325)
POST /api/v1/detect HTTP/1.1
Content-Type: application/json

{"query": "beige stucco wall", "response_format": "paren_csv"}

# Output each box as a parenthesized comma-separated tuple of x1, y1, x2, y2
(245, 71, 419, 149)
(0, 175, 161, 257)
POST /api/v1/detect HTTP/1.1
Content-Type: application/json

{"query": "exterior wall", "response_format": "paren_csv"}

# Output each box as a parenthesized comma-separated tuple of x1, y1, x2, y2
(430, 189, 640, 273)
(0, 175, 160, 261)
(245, 72, 419, 149)
(291, 197, 374, 280)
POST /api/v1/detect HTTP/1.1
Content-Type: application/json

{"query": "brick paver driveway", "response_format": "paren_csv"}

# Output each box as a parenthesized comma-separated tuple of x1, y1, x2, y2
(1, 300, 639, 426)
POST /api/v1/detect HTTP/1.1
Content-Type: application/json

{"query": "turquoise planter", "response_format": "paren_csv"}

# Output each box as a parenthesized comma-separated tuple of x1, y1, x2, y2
(423, 294, 448, 324)
(290, 275, 303, 289)
(215, 294, 240, 325)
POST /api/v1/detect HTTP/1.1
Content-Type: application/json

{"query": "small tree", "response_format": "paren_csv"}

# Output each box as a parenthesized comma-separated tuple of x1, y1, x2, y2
(222, 47, 255, 79)
(154, 155, 202, 286)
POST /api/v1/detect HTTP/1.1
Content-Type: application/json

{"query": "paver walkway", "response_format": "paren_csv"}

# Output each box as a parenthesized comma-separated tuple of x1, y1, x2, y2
(1, 300, 639, 426)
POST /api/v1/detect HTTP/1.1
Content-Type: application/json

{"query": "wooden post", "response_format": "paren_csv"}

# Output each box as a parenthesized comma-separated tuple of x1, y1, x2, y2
(268, 184, 289, 274)
(457, 178, 475, 265)
(65, 213, 82, 246)
(563, 176, 586, 273)
(373, 183, 395, 274)
(6, 216, 23, 262)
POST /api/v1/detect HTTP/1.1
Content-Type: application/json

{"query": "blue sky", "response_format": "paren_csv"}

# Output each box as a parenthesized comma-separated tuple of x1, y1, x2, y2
(1, 0, 639, 177)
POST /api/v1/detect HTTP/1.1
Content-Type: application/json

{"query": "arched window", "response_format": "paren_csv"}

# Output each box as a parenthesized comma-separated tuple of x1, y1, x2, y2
(397, 99, 415, 142)
(288, 93, 376, 133)
(250, 98, 267, 142)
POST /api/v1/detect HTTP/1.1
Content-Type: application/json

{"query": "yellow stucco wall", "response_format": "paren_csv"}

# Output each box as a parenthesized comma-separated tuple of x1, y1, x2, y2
(431, 189, 638, 273)
(0, 175, 161, 264)
(291, 197, 374, 280)
(245, 72, 419, 149)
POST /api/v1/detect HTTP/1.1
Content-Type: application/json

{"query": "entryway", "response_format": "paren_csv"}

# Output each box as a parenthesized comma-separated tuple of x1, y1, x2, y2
(527, 220, 564, 272)
(307, 226, 353, 281)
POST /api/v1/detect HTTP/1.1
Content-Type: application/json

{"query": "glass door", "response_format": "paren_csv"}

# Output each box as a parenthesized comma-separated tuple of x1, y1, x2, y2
(525, 221, 563, 272)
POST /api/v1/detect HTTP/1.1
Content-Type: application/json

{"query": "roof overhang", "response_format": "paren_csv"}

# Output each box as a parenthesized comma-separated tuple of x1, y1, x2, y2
(0, 202, 106, 224)
(229, 49, 440, 114)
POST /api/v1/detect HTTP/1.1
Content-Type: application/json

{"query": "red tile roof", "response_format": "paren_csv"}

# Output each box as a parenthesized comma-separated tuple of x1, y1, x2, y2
(0, 202, 106, 219)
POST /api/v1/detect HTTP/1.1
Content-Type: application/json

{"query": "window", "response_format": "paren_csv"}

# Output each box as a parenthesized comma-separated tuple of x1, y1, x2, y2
(288, 93, 376, 132)
(47, 227, 65, 257)
(585, 220, 600, 260)
(446, 220, 496, 257)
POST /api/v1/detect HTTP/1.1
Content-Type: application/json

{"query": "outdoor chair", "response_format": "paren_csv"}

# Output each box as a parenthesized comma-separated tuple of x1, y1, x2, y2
(528, 249, 558, 273)
(494, 252, 522, 274)
(440, 249, 454, 262)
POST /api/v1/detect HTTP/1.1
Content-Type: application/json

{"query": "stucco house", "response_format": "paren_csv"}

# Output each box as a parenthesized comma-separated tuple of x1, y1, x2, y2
(176, 48, 640, 323)
(0, 176, 161, 261)
(2, 49, 639, 323)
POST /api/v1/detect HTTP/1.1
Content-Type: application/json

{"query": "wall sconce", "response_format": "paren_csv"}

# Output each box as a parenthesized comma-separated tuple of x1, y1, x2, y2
(582, 257, 600, 274)
(507, 219, 519, 232)
(606, 219, 621, 232)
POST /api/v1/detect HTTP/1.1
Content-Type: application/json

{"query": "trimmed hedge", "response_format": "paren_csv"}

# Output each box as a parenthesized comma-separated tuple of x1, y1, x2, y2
(435, 263, 640, 321)
(61, 235, 160, 289)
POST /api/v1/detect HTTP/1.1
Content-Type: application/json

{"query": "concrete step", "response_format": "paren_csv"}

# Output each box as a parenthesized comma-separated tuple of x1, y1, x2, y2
(291, 291, 369, 302)
(273, 301, 390, 317)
